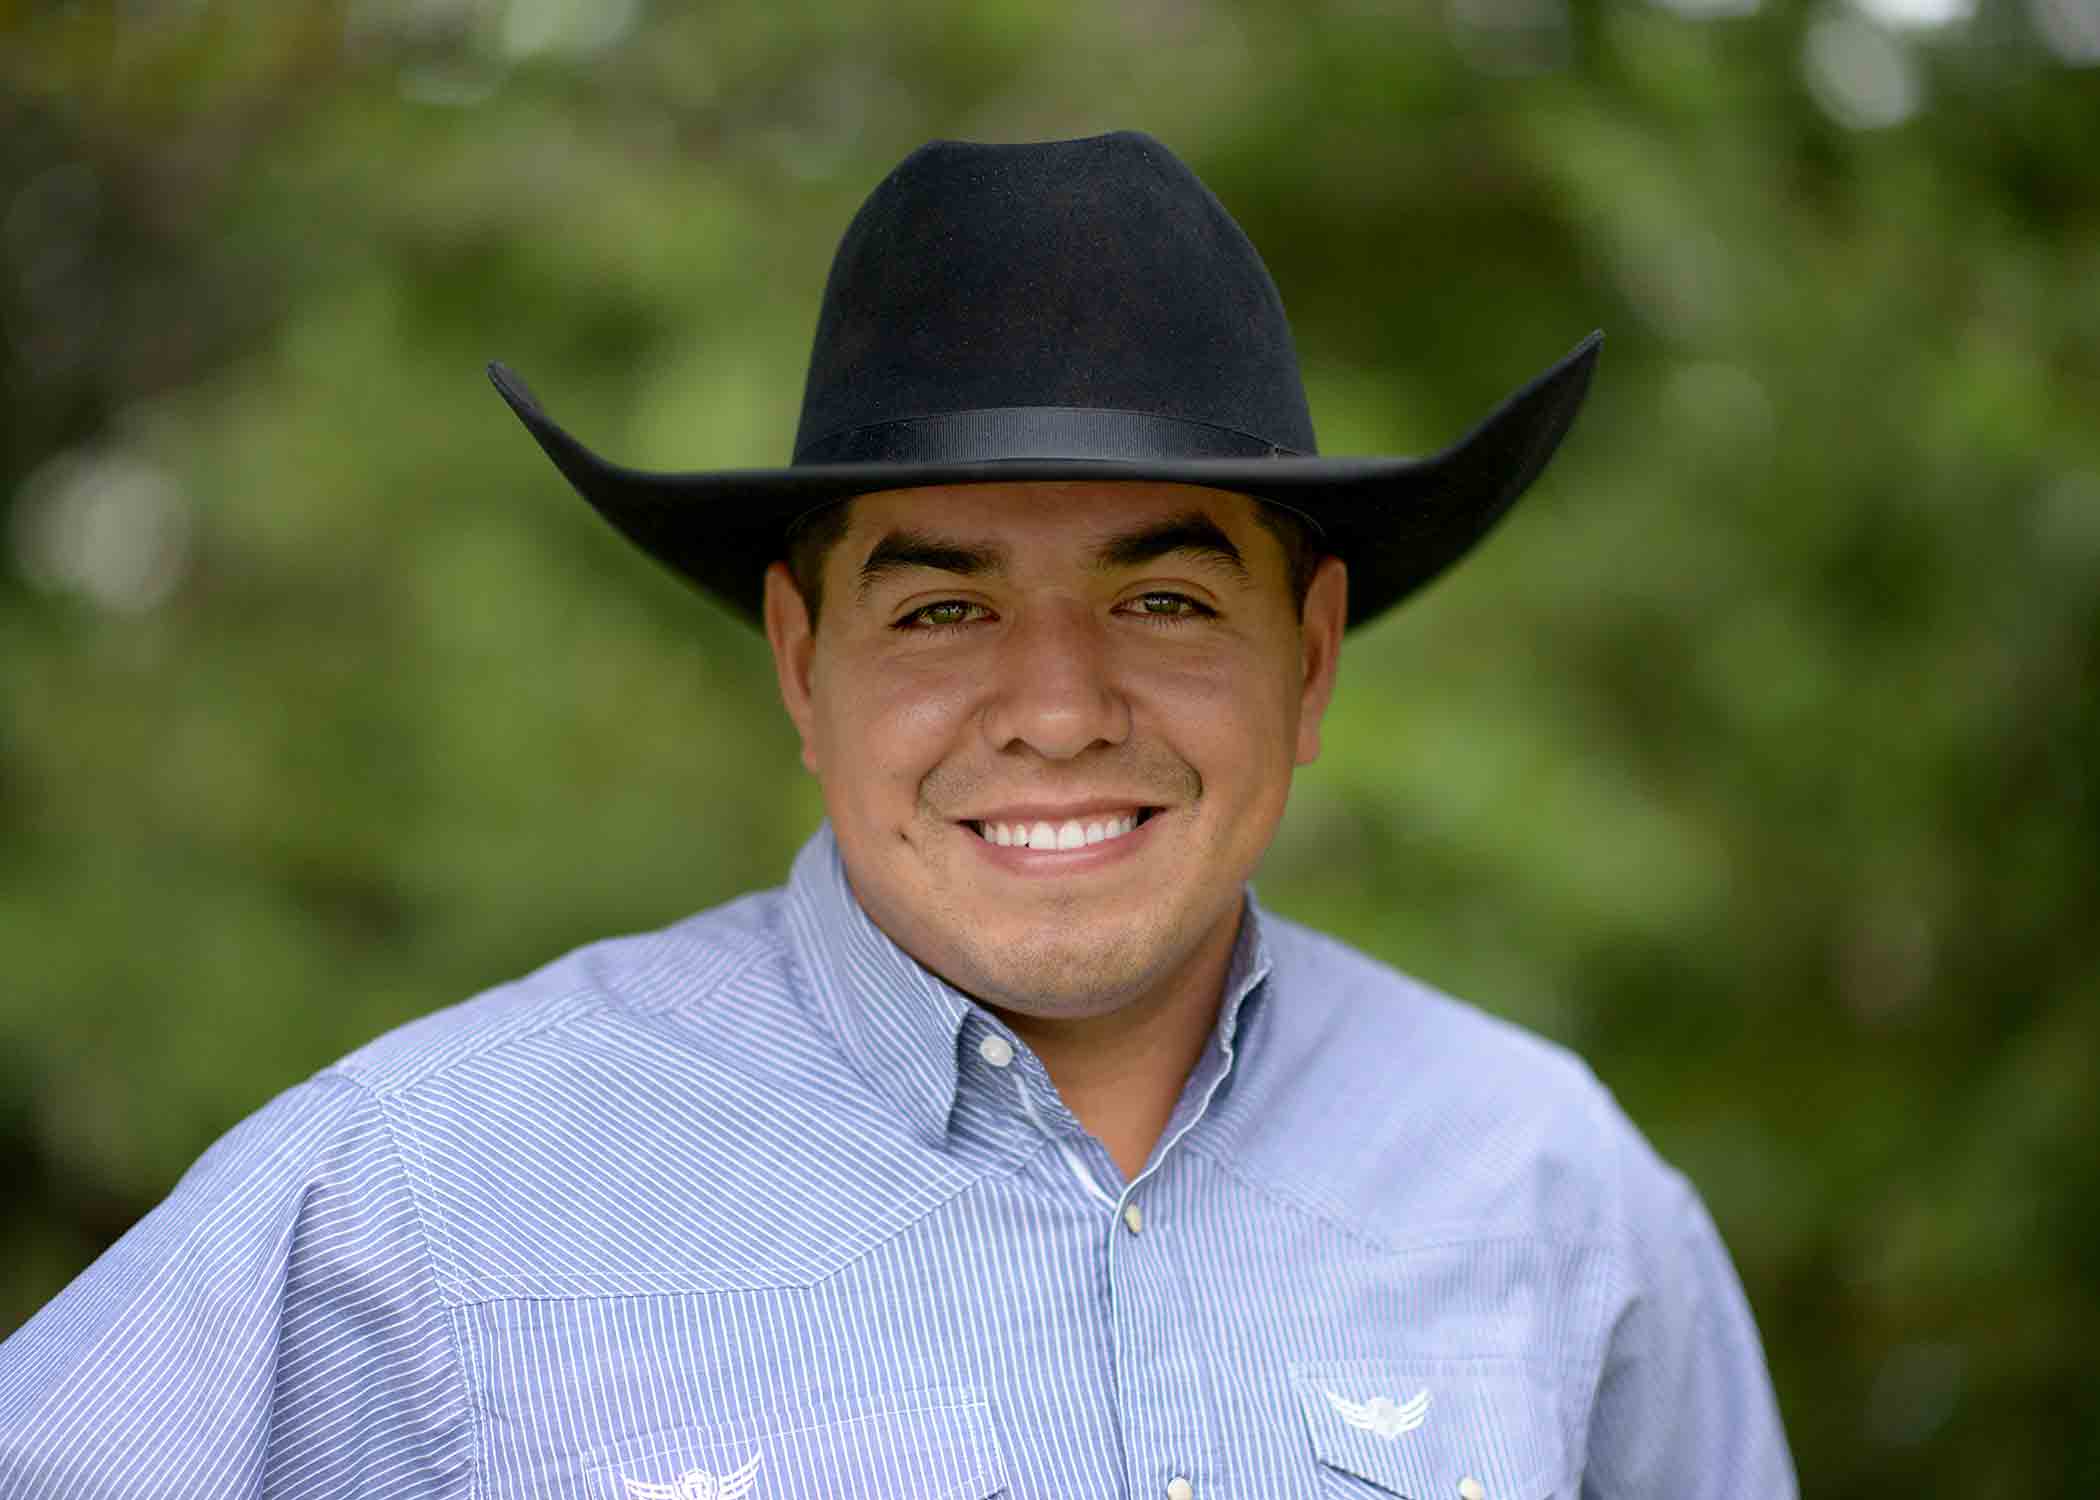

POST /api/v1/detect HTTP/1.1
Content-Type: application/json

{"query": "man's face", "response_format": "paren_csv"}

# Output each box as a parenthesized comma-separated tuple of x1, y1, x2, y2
(764, 481, 1346, 1024)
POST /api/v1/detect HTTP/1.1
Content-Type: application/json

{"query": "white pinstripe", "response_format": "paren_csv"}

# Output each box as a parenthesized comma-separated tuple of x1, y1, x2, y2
(0, 823, 1794, 1499)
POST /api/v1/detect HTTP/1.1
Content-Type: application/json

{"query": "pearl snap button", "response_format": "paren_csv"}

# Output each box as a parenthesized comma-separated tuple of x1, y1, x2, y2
(1122, 1202, 1144, 1234)
(1165, 1478, 1193, 1500)
(1457, 1478, 1486, 1500)
(977, 1035, 1014, 1068)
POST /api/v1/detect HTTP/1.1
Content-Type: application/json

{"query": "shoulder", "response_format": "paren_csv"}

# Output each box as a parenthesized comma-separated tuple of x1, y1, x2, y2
(1227, 912, 1682, 1253)
(326, 885, 794, 1099)
(1254, 911, 1611, 1129)
(296, 883, 913, 1299)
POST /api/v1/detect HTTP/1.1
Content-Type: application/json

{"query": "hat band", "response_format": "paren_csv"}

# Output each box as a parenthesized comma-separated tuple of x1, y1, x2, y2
(793, 406, 1305, 466)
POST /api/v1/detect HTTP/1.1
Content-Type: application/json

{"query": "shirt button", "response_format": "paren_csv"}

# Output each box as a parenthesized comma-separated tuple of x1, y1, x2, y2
(1122, 1202, 1144, 1234)
(1165, 1478, 1193, 1500)
(977, 1035, 1014, 1068)
(1457, 1479, 1486, 1500)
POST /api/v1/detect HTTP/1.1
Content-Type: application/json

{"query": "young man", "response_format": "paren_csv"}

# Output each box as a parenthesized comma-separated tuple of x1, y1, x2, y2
(0, 133, 1794, 1498)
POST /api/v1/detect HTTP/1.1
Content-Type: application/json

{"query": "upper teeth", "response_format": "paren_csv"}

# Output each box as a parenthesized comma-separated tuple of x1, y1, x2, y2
(977, 812, 1142, 850)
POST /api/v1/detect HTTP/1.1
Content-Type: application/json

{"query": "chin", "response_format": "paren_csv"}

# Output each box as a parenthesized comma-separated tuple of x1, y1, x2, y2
(941, 907, 1202, 1019)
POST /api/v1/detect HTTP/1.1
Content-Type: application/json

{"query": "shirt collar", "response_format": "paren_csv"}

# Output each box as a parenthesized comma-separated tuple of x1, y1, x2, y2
(780, 820, 1275, 1149)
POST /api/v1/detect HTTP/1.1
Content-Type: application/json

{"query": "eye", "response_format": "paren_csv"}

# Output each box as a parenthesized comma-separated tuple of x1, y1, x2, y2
(895, 599, 991, 631)
(1124, 591, 1214, 622)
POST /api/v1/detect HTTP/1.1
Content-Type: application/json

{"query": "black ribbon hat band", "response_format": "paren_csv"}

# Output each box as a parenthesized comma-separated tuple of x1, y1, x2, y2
(793, 407, 1304, 466)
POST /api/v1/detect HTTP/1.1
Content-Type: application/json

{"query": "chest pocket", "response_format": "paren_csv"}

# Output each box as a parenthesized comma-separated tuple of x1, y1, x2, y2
(1292, 1358, 1566, 1500)
(583, 1387, 1007, 1500)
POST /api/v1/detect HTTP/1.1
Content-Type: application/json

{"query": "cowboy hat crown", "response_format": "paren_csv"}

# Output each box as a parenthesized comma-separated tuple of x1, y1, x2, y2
(489, 130, 1600, 629)
(792, 131, 1316, 466)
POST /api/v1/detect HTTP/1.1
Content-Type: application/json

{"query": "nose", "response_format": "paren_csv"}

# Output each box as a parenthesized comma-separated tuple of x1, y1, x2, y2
(979, 598, 1131, 759)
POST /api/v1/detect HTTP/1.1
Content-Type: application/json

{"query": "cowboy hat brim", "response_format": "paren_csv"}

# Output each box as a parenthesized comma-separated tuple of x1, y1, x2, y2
(487, 330, 1601, 632)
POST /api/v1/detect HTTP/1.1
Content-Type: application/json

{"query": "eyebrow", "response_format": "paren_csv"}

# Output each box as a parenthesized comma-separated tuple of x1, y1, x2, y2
(855, 530, 1009, 601)
(855, 510, 1250, 602)
(1088, 512, 1249, 583)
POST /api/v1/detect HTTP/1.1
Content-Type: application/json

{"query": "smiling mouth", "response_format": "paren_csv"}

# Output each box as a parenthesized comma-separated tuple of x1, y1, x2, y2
(966, 809, 1159, 850)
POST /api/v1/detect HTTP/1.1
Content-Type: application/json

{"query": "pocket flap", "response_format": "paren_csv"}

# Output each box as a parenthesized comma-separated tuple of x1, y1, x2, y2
(586, 1387, 1006, 1500)
(1292, 1358, 1563, 1499)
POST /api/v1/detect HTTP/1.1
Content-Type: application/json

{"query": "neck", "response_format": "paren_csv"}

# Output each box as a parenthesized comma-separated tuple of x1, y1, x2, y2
(989, 904, 1243, 1183)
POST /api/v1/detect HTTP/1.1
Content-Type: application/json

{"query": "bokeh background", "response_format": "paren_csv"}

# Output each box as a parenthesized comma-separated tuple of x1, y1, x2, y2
(4, 0, 2097, 1492)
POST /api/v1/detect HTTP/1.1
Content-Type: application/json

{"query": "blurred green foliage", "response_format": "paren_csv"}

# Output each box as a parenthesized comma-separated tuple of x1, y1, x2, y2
(3, 0, 2096, 1493)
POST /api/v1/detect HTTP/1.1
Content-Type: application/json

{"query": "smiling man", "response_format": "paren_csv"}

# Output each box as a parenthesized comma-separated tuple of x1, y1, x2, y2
(0, 134, 1794, 1499)
(770, 481, 1345, 1183)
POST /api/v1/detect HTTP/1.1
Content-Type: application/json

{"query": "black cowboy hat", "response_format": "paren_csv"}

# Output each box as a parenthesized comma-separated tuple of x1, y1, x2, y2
(489, 130, 1601, 631)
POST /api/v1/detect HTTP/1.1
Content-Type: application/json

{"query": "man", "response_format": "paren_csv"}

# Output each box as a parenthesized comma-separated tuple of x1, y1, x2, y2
(0, 132, 1793, 1497)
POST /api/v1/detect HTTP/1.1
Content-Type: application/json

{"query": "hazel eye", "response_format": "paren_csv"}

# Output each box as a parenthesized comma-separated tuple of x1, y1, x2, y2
(898, 599, 989, 630)
(1128, 592, 1211, 620)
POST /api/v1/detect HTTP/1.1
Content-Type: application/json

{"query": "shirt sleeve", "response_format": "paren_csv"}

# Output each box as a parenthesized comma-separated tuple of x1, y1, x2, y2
(0, 1071, 472, 1499)
(1580, 1098, 1798, 1500)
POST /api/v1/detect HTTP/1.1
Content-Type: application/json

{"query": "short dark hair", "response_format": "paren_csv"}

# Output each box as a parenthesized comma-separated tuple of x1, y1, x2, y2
(783, 500, 856, 627)
(784, 495, 1321, 629)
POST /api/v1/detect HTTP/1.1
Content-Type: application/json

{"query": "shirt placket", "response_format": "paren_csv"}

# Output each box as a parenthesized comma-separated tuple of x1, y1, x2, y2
(977, 1018, 1238, 1500)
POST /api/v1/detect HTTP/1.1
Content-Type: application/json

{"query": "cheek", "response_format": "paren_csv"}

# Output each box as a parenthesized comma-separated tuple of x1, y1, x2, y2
(1131, 648, 1301, 768)
(813, 657, 978, 796)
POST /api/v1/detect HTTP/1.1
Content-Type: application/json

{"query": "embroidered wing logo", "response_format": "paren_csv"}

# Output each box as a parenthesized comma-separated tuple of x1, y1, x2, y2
(1324, 1387, 1431, 1439)
(622, 1449, 763, 1500)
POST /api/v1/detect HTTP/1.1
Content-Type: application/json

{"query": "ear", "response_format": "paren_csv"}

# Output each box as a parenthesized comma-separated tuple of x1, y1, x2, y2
(763, 561, 821, 775)
(1293, 555, 1347, 767)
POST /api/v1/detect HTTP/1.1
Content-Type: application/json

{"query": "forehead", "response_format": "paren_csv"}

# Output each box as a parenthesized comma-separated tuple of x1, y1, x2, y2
(837, 480, 1269, 556)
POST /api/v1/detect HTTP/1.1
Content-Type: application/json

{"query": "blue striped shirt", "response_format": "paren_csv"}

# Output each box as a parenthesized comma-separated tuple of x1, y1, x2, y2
(0, 821, 1794, 1499)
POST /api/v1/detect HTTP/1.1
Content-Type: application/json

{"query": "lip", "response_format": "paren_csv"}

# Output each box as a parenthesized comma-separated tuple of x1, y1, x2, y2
(960, 806, 1165, 874)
